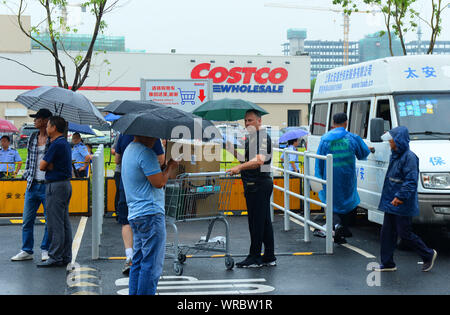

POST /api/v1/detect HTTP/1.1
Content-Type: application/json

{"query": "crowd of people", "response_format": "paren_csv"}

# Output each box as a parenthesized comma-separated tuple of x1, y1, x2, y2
(6, 107, 438, 295)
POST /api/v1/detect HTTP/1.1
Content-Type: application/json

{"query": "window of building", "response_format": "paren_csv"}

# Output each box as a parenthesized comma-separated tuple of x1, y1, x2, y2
(349, 100, 371, 138)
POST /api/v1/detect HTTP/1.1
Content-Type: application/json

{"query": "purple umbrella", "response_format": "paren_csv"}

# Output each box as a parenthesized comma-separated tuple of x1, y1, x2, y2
(279, 128, 308, 143)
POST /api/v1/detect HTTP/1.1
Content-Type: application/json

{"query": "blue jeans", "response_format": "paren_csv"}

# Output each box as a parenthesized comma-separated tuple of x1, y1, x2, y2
(22, 183, 49, 254)
(129, 214, 166, 295)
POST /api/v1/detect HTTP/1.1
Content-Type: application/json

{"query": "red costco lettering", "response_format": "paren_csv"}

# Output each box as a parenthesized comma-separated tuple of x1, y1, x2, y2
(191, 63, 288, 84)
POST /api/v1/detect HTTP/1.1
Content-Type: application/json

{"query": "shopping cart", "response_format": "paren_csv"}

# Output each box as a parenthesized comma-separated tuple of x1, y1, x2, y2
(165, 171, 234, 275)
(178, 88, 196, 105)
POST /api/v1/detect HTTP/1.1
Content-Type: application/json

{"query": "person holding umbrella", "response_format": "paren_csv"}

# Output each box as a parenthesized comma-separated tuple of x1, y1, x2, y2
(226, 109, 276, 268)
(11, 108, 51, 262)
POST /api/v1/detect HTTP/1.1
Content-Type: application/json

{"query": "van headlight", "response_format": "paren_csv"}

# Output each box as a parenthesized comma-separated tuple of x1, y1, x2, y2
(421, 173, 450, 189)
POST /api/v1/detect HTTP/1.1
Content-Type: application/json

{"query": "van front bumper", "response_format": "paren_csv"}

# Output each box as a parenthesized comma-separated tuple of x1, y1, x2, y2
(414, 193, 450, 225)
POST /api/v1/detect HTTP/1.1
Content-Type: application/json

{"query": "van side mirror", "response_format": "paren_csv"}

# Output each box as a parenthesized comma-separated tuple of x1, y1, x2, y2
(370, 118, 385, 143)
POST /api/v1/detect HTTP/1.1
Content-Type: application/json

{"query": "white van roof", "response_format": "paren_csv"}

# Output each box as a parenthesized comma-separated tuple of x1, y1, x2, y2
(313, 55, 450, 101)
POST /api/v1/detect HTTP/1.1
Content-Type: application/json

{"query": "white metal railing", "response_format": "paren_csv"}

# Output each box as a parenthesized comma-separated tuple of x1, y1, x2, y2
(91, 144, 105, 259)
(271, 147, 334, 254)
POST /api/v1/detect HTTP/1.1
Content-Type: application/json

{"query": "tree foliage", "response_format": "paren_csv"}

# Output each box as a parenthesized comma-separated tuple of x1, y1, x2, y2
(4, 0, 119, 91)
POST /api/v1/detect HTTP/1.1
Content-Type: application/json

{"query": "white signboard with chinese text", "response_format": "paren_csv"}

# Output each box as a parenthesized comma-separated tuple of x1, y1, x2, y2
(140, 79, 212, 112)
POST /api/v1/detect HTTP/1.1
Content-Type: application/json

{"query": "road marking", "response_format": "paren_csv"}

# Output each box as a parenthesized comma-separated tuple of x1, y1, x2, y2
(289, 217, 376, 259)
(71, 216, 88, 264)
(115, 276, 274, 295)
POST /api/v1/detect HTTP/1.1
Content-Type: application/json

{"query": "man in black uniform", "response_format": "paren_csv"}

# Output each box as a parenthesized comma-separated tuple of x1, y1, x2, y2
(226, 109, 276, 268)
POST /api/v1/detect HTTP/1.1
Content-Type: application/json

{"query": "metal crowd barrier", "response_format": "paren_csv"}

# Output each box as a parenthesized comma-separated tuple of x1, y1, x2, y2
(91, 144, 105, 260)
(271, 147, 334, 254)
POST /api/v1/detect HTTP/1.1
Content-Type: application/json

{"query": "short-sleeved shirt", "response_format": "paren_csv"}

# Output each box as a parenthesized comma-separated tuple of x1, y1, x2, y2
(121, 141, 165, 220)
(281, 145, 299, 172)
(0, 148, 21, 172)
(115, 134, 164, 168)
(241, 129, 272, 183)
(43, 136, 72, 182)
(72, 142, 90, 170)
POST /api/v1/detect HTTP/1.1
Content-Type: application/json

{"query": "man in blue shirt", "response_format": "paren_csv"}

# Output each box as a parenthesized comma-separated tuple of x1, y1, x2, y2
(121, 135, 178, 295)
(114, 133, 165, 274)
(71, 132, 91, 177)
(38, 116, 73, 267)
(0, 135, 22, 177)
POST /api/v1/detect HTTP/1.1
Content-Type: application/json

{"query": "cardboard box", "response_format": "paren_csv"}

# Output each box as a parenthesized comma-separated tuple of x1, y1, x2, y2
(166, 139, 221, 177)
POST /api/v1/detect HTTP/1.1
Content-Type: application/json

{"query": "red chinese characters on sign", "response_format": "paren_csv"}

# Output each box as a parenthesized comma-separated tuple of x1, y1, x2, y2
(190, 63, 288, 84)
(149, 85, 178, 97)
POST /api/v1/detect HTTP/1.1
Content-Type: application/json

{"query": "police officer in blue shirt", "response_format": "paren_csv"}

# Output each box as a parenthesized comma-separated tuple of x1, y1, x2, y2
(0, 135, 22, 178)
(71, 132, 91, 177)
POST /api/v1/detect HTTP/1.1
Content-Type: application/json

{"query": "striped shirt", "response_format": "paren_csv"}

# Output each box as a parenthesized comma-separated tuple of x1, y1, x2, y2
(23, 131, 50, 191)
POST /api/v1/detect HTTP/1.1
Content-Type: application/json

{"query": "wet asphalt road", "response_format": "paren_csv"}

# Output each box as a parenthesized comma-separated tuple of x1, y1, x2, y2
(1, 212, 450, 295)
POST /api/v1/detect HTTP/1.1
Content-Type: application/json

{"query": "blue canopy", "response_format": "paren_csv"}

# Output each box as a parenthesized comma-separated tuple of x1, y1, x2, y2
(104, 113, 121, 122)
(68, 122, 95, 135)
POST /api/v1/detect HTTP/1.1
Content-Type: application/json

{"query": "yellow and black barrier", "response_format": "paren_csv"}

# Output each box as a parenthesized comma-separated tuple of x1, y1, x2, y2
(0, 178, 90, 217)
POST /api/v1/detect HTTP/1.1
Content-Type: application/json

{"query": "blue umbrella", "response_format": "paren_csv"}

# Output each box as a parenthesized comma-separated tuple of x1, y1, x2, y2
(279, 129, 308, 143)
(104, 113, 121, 121)
(68, 122, 95, 135)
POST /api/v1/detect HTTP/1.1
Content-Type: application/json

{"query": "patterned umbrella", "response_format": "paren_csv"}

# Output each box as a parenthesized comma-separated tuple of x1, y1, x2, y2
(15, 86, 107, 128)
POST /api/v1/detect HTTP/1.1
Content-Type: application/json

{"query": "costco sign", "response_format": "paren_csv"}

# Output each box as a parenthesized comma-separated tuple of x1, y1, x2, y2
(190, 63, 288, 94)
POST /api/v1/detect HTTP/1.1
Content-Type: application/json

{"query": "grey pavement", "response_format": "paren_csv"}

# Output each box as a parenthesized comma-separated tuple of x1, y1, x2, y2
(1, 213, 450, 295)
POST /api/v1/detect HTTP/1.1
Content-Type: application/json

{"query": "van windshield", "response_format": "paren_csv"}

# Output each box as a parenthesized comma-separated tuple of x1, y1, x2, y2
(394, 93, 450, 140)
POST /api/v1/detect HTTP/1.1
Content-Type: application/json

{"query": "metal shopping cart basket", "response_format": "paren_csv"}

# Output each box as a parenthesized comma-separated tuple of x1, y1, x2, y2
(165, 171, 234, 275)
(178, 88, 196, 105)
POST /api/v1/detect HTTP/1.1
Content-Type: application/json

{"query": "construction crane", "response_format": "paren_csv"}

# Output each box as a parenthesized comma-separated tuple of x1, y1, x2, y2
(264, 2, 380, 65)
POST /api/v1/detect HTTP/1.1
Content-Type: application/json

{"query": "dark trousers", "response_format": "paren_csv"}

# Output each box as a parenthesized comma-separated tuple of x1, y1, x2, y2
(380, 212, 434, 267)
(46, 180, 73, 264)
(243, 178, 275, 259)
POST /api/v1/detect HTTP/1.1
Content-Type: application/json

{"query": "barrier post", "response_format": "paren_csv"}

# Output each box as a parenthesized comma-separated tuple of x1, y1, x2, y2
(325, 154, 334, 254)
(303, 153, 311, 243)
(91, 144, 104, 260)
(283, 148, 290, 231)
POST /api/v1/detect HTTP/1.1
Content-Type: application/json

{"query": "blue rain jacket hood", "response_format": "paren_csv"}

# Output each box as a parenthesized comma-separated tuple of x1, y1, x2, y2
(315, 127, 371, 214)
(378, 126, 419, 217)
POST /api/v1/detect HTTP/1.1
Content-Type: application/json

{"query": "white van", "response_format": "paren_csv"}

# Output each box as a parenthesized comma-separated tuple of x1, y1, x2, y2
(309, 55, 450, 226)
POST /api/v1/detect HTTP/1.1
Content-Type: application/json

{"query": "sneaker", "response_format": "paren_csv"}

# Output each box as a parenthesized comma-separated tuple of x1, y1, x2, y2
(373, 264, 397, 272)
(11, 250, 33, 261)
(122, 258, 132, 275)
(41, 250, 49, 261)
(422, 250, 437, 272)
(262, 256, 277, 267)
(236, 256, 262, 268)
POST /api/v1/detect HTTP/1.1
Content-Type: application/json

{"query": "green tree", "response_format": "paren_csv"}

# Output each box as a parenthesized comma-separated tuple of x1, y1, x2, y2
(3, 0, 118, 91)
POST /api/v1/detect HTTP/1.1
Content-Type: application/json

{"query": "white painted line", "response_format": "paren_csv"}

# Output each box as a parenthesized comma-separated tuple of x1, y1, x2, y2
(289, 217, 376, 259)
(72, 216, 88, 264)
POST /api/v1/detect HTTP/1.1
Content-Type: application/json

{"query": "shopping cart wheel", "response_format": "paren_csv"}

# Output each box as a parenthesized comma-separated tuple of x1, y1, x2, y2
(178, 253, 187, 264)
(174, 262, 183, 276)
(225, 256, 234, 270)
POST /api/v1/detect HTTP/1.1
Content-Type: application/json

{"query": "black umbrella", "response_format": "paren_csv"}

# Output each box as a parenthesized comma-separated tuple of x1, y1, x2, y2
(102, 99, 164, 115)
(111, 107, 220, 140)
(15, 86, 107, 128)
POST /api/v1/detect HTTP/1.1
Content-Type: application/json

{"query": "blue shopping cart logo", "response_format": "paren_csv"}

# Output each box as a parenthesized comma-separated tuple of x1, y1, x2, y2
(178, 88, 196, 105)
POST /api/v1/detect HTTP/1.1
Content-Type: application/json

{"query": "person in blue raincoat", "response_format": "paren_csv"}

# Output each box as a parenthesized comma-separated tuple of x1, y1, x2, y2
(315, 113, 372, 244)
(375, 126, 437, 272)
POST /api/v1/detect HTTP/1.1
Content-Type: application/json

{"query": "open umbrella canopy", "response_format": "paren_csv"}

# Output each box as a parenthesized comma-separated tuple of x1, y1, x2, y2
(192, 98, 269, 121)
(0, 119, 19, 133)
(279, 128, 308, 143)
(15, 86, 107, 128)
(102, 100, 164, 115)
(112, 107, 220, 140)
(68, 122, 95, 135)
(104, 113, 121, 122)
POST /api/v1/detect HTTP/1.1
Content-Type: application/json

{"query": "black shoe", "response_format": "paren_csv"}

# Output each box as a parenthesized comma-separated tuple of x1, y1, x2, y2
(236, 256, 262, 268)
(334, 224, 347, 244)
(262, 256, 277, 267)
(37, 260, 65, 268)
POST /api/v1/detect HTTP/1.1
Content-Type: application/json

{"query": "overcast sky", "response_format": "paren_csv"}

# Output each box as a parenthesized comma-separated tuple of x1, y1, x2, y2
(2, 0, 449, 55)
